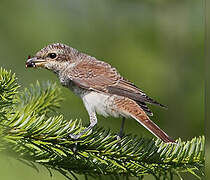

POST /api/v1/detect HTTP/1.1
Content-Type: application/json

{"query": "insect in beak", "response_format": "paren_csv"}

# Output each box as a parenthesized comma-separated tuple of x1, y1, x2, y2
(26, 56, 46, 68)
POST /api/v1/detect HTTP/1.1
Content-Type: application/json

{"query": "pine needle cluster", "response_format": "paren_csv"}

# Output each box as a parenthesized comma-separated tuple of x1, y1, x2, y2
(0, 68, 205, 180)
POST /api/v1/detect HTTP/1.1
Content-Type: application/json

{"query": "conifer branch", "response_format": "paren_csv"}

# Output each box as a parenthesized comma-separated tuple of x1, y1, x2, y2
(0, 68, 205, 180)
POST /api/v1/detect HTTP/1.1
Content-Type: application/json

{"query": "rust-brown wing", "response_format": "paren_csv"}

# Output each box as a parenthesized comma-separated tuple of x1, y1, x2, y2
(69, 59, 121, 92)
(107, 79, 167, 109)
(69, 59, 166, 114)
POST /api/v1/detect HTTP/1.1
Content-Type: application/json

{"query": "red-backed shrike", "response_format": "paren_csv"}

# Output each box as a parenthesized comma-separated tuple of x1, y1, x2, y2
(26, 43, 175, 143)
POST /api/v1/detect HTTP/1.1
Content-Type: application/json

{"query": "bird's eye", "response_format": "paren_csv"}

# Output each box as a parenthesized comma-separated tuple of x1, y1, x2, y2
(48, 53, 57, 59)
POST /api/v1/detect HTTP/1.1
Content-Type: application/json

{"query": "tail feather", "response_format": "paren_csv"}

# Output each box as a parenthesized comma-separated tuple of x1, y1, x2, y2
(114, 97, 175, 143)
(131, 114, 175, 143)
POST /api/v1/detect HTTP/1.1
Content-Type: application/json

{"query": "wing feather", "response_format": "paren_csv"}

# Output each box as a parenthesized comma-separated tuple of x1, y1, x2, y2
(107, 79, 167, 108)
(68, 59, 166, 112)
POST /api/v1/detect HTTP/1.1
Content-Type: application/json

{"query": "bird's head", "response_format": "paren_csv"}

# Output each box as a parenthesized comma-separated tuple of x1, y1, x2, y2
(26, 43, 79, 72)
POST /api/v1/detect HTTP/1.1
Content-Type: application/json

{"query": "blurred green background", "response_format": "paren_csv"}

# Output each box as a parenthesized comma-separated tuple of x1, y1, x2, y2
(0, 0, 204, 179)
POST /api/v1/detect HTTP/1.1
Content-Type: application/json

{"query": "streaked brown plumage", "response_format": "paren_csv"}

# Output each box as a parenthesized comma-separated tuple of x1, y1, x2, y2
(26, 43, 175, 143)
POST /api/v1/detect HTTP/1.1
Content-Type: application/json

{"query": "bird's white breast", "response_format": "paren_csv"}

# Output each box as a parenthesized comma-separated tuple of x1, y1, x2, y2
(81, 92, 121, 118)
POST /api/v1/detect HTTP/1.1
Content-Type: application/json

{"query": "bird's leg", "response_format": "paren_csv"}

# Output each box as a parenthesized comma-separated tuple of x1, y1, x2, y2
(69, 112, 97, 139)
(117, 117, 126, 140)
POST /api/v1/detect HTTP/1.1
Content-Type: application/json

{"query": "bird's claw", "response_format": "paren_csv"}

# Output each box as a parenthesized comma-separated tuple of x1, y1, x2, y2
(69, 133, 80, 140)
(117, 135, 122, 141)
(69, 134, 80, 152)
(117, 131, 124, 140)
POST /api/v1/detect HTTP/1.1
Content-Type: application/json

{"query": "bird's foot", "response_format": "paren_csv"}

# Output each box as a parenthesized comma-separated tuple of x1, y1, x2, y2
(69, 130, 91, 151)
(68, 134, 81, 152)
(69, 133, 81, 140)
(117, 117, 125, 141)
(116, 133, 124, 147)
(116, 134, 122, 141)
(117, 130, 124, 140)
(69, 126, 93, 140)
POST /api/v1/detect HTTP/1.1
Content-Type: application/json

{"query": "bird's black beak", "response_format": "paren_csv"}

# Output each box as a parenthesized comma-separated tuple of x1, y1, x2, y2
(26, 56, 47, 68)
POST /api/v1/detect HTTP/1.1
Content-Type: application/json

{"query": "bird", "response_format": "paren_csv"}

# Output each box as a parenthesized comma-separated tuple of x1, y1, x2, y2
(26, 43, 175, 143)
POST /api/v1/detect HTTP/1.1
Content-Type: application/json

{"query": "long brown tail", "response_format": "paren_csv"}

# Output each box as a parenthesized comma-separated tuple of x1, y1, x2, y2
(132, 114, 175, 143)
(114, 97, 175, 143)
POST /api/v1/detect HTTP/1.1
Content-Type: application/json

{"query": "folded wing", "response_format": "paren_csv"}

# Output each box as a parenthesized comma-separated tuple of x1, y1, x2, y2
(68, 58, 166, 115)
